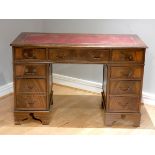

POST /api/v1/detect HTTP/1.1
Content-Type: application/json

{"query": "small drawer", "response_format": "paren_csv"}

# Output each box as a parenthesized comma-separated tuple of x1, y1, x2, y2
(14, 48, 46, 60)
(49, 48, 77, 62)
(110, 66, 143, 79)
(15, 64, 47, 77)
(15, 94, 47, 110)
(108, 96, 139, 112)
(48, 48, 110, 63)
(78, 49, 110, 62)
(111, 49, 144, 63)
(16, 79, 46, 92)
(109, 80, 141, 95)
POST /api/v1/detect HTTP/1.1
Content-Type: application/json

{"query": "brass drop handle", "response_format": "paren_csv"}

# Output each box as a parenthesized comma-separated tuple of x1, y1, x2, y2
(28, 98, 36, 105)
(118, 102, 128, 108)
(93, 56, 101, 59)
(57, 56, 63, 59)
(23, 52, 28, 57)
(121, 70, 133, 77)
(27, 101, 34, 107)
(128, 55, 133, 61)
(28, 102, 34, 105)
(25, 68, 28, 72)
(121, 52, 134, 61)
(24, 67, 37, 75)
(56, 54, 64, 59)
(119, 86, 130, 91)
(23, 51, 36, 59)
(121, 114, 126, 119)
(28, 85, 33, 90)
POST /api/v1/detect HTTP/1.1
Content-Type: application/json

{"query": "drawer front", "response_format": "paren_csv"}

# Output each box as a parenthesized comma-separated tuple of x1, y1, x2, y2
(14, 48, 46, 60)
(78, 49, 110, 62)
(15, 64, 46, 77)
(16, 79, 46, 92)
(108, 96, 139, 112)
(48, 48, 109, 63)
(110, 66, 143, 79)
(16, 94, 47, 110)
(111, 49, 144, 63)
(110, 81, 141, 95)
(49, 48, 77, 62)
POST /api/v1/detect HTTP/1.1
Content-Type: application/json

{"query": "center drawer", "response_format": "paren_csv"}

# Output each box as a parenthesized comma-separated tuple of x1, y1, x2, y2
(48, 48, 109, 63)
(78, 49, 110, 62)
(16, 79, 46, 93)
(48, 48, 77, 62)
(15, 94, 47, 110)
(109, 80, 141, 95)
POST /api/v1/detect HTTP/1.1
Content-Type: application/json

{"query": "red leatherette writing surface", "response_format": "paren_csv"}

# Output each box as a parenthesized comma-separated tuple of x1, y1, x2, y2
(11, 33, 147, 48)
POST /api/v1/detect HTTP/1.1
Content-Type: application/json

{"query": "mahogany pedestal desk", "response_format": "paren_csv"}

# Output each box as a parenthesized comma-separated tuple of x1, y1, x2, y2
(11, 33, 147, 126)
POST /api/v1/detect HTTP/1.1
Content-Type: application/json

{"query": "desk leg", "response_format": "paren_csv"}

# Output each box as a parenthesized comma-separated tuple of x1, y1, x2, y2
(101, 92, 105, 109)
(102, 64, 107, 109)
(33, 112, 50, 125)
(104, 112, 141, 127)
(50, 64, 53, 105)
(14, 111, 50, 125)
(14, 112, 29, 125)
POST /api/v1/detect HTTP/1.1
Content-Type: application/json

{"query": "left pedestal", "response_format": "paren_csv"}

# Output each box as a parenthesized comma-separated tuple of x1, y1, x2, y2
(12, 47, 53, 125)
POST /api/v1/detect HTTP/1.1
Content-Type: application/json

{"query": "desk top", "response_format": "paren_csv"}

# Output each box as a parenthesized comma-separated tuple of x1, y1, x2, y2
(11, 32, 147, 48)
